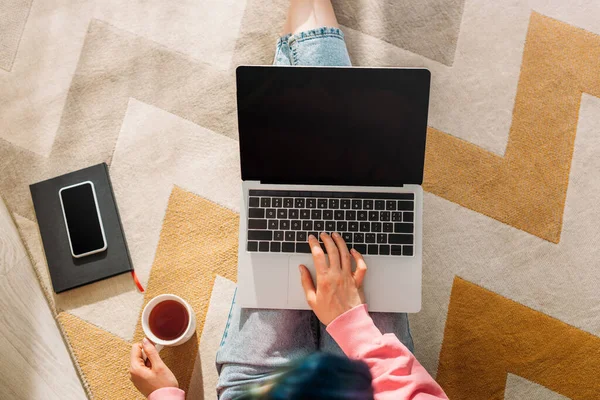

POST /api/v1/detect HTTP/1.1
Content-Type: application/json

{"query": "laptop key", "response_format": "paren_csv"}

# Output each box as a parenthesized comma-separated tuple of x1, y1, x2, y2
(261, 198, 271, 208)
(397, 201, 414, 211)
(379, 244, 390, 255)
(300, 209, 311, 219)
(383, 223, 394, 232)
(336, 221, 347, 232)
(346, 210, 357, 220)
(375, 200, 385, 210)
(288, 209, 299, 219)
(314, 221, 324, 231)
(272, 198, 282, 208)
(372, 222, 382, 232)
(386, 200, 397, 210)
(348, 222, 359, 231)
(274, 231, 284, 241)
(308, 232, 318, 240)
(248, 208, 265, 218)
(296, 231, 307, 242)
(249, 197, 260, 207)
(277, 209, 287, 219)
(306, 198, 316, 208)
(360, 222, 370, 232)
(323, 210, 333, 220)
(388, 234, 413, 245)
(302, 221, 313, 231)
(341, 199, 351, 209)
(334, 210, 345, 220)
(259, 242, 270, 252)
(353, 233, 365, 243)
(248, 230, 272, 241)
(266, 209, 276, 219)
(283, 198, 293, 208)
(394, 223, 413, 233)
(369, 211, 379, 221)
(291, 220, 301, 230)
(365, 233, 376, 243)
(296, 242, 311, 253)
(280, 220, 290, 230)
(282, 242, 295, 252)
(247, 241, 258, 252)
(404, 212, 414, 222)
(248, 219, 267, 230)
(353, 244, 367, 254)
(380, 211, 391, 221)
(352, 200, 362, 209)
(268, 220, 278, 230)
(295, 198, 305, 208)
(285, 231, 295, 241)
(391, 245, 403, 256)
(270, 242, 281, 252)
(326, 221, 336, 231)
(329, 199, 339, 209)
(392, 212, 402, 222)
(377, 233, 387, 244)
(318, 199, 328, 208)
(367, 244, 378, 255)
(403, 245, 414, 256)
(357, 211, 368, 221)
(342, 232, 353, 242)
(311, 210, 322, 219)
(363, 200, 373, 210)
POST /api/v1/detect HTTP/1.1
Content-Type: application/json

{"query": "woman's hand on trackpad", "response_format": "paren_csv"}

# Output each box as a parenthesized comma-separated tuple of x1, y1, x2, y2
(299, 232, 367, 326)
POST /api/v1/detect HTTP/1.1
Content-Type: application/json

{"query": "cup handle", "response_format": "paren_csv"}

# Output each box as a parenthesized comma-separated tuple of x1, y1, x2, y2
(141, 339, 164, 362)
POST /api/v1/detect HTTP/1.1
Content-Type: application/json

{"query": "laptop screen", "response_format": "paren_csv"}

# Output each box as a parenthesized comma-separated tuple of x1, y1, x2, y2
(236, 66, 430, 187)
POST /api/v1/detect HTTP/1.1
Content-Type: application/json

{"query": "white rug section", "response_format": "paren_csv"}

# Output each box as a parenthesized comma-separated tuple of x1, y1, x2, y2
(504, 373, 570, 400)
(411, 94, 600, 375)
(188, 275, 237, 399)
(0, 0, 247, 156)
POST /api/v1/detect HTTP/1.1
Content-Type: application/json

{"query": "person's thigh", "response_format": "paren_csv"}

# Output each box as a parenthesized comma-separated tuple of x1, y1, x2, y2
(320, 312, 415, 356)
(274, 27, 351, 67)
(216, 292, 319, 399)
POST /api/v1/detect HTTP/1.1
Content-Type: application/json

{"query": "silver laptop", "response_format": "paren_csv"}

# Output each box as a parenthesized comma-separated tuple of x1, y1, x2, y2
(235, 66, 430, 312)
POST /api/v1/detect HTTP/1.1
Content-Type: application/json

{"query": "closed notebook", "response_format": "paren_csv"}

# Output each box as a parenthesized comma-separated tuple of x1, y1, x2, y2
(30, 163, 133, 293)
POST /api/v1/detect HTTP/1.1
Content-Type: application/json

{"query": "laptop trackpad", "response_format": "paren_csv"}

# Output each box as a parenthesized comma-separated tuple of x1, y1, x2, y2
(287, 255, 316, 309)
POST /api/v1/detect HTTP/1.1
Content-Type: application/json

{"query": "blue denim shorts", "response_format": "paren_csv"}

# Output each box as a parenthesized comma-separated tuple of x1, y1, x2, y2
(274, 27, 351, 66)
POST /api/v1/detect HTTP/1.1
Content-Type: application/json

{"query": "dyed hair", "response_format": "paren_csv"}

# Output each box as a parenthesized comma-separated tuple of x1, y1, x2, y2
(236, 352, 374, 400)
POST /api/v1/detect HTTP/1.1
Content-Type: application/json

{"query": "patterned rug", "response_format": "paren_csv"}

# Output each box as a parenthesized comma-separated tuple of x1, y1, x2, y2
(1, 0, 599, 398)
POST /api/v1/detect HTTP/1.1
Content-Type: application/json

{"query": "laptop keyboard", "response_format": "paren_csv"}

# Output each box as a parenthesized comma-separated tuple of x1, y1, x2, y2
(246, 190, 415, 256)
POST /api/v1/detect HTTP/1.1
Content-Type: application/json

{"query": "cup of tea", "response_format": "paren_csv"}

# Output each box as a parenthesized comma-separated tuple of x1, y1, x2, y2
(141, 294, 197, 355)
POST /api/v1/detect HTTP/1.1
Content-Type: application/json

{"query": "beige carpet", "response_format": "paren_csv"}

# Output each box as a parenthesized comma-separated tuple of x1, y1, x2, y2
(1, 0, 600, 399)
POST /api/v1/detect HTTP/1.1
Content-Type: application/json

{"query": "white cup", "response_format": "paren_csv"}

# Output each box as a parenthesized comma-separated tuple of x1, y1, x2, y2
(141, 294, 197, 357)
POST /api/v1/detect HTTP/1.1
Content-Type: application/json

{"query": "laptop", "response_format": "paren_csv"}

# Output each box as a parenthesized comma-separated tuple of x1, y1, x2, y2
(235, 66, 430, 312)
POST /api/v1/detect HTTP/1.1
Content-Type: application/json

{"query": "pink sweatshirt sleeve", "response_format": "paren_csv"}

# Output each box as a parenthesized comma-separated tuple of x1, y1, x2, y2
(327, 304, 448, 400)
(147, 387, 185, 400)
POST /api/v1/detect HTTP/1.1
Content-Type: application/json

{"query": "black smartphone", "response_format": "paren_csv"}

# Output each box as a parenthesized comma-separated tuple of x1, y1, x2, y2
(59, 181, 107, 258)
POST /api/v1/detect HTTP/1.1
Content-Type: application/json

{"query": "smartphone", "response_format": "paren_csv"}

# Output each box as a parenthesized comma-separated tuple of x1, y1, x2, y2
(59, 181, 107, 258)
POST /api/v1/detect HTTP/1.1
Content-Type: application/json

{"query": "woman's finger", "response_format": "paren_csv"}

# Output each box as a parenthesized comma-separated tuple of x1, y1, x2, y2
(331, 232, 352, 274)
(299, 265, 317, 308)
(321, 232, 340, 270)
(351, 248, 368, 288)
(308, 234, 328, 274)
(130, 343, 146, 369)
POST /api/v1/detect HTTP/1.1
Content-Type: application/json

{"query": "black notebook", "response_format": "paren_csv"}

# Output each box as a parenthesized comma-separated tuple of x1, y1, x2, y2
(30, 163, 133, 293)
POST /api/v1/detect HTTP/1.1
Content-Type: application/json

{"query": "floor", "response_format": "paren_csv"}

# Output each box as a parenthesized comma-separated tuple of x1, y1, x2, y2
(0, 200, 85, 399)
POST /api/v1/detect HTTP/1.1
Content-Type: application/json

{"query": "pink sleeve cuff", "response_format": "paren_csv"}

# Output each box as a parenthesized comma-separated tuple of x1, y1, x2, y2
(326, 304, 385, 358)
(147, 387, 185, 400)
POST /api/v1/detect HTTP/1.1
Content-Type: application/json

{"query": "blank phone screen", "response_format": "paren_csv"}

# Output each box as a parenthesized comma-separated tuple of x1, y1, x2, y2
(60, 183, 105, 256)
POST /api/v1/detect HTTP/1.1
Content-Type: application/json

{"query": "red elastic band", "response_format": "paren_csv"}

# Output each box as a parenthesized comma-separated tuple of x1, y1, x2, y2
(131, 270, 145, 292)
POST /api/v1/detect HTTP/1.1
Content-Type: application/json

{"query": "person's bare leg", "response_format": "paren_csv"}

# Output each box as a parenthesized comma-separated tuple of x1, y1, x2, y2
(281, 0, 339, 36)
